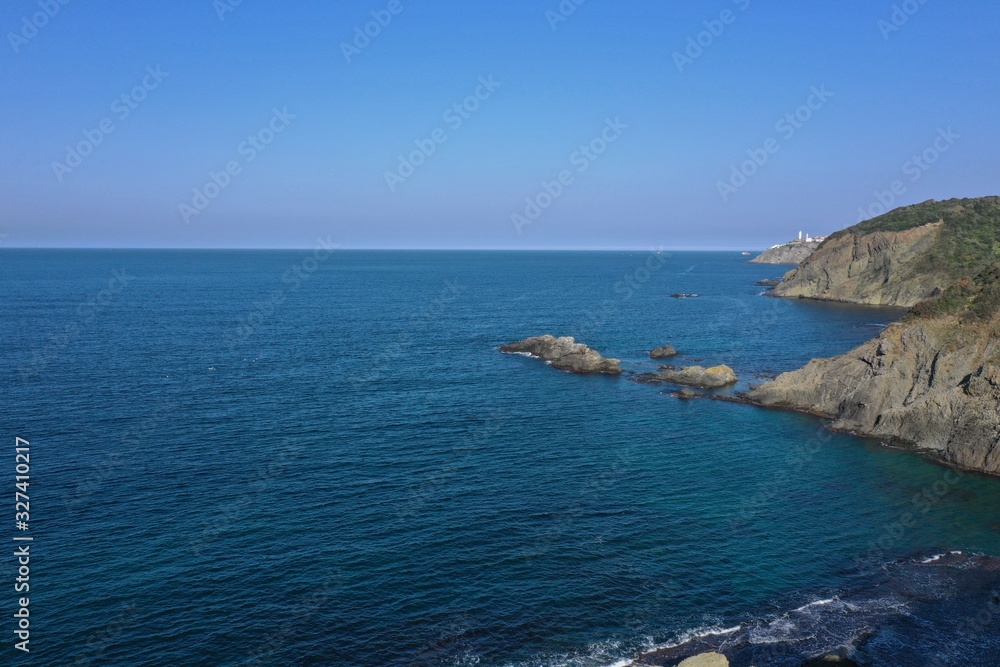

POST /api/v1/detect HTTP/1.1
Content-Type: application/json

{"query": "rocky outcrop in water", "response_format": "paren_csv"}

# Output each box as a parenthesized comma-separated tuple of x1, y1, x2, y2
(749, 239, 820, 265)
(658, 365, 737, 389)
(755, 278, 781, 287)
(650, 344, 678, 359)
(746, 315, 1000, 475)
(499, 335, 622, 375)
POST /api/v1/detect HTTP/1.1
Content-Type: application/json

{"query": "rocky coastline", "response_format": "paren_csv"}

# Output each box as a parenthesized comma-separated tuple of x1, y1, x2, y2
(497, 197, 1000, 667)
(499, 335, 622, 375)
(749, 197, 1000, 476)
(744, 311, 1000, 475)
(498, 199, 1000, 477)
(749, 239, 820, 265)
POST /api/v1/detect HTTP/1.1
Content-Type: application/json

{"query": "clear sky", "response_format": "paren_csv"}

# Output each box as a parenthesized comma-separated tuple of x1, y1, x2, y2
(2, 0, 998, 249)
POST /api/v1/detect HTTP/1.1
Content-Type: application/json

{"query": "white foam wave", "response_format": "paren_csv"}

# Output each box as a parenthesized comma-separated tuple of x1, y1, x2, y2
(792, 596, 838, 612)
(656, 623, 741, 650)
(500, 637, 643, 667)
(920, 550, 964, 564)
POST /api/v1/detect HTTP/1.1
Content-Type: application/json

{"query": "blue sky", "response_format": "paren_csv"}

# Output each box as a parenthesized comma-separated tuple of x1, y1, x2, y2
(2, 0, 998, 249)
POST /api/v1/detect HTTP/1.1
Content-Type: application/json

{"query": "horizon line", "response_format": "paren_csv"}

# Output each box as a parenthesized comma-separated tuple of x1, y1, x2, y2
(0, 246, 767, 252)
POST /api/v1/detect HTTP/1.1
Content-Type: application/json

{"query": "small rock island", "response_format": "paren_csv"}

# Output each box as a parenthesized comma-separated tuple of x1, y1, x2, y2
(650, 344, 678, 359)
(659, 364, 738, 389)
(499, 335, 622, 375)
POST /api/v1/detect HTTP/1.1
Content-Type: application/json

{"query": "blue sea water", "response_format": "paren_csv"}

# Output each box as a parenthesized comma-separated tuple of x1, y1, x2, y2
(2, 249, 1000, 666)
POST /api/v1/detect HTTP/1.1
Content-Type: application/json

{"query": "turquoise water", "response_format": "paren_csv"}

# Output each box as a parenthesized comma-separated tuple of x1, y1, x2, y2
(2, 250, 1000, 666)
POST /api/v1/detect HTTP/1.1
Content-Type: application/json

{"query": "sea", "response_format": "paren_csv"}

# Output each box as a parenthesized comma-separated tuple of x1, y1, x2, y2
(2, 249, 1000, 666)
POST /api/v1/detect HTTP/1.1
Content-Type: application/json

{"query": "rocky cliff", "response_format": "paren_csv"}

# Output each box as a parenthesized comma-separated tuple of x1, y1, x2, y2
(749, 263, 1000, 475)
(749, 239, 820, 265)
(772, 197, 1000, 307)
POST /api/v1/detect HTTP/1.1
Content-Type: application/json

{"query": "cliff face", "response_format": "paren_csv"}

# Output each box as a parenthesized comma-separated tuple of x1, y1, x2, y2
(749, 240, 819, 265)
(751, 198, 1000, 475)
(747, 316, 1000, 474)
(771, 197, 1000, 307)
(771, 222, 945, 306)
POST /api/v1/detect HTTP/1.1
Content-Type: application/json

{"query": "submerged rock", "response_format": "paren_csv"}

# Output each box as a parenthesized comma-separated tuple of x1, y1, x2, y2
(658, 365, 737, 389)
(634, 553, 1000, 666)
(650, 344, 678, 359)
(800, 652, 860, 666)
(499, 335, 622, 375)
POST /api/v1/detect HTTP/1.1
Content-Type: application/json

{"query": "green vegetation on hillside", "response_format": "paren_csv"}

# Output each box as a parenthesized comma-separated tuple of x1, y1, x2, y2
(841, 197, 1000, 278)
(909, 263, 1000, 321)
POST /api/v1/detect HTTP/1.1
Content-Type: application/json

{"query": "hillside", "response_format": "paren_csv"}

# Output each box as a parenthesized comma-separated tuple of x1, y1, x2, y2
(771, 197, 1000, 307)
(748, 199, 1000, 475)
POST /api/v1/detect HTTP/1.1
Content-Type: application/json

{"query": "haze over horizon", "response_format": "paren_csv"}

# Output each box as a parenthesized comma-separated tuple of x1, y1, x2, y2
(3, 0, 998, 249)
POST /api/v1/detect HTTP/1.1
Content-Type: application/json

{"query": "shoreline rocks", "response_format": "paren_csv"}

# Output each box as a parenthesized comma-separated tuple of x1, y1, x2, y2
(499, 335, 622, 375)
(659, 364, 738, 389)
(745, 317, 1000, 476)
(650, 344, 678, 359)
